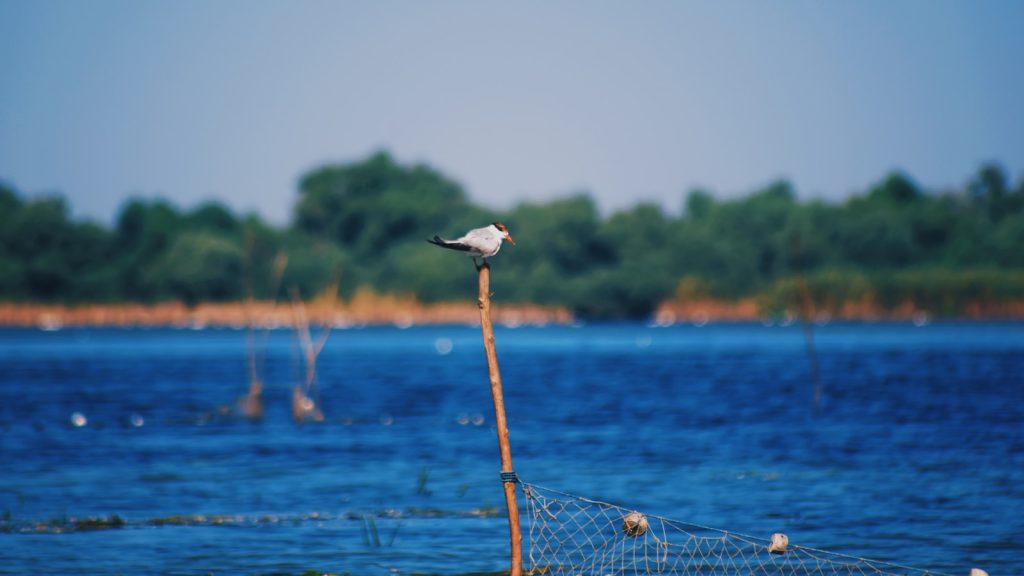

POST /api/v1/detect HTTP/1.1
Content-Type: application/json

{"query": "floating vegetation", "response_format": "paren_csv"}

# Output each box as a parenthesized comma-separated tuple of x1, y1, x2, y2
(148, 514, 246, 527)
(2, 506, 506, 534)
(403, 506, 502, 519)
(1, 514, 126, 534)
(72, 514, 125, 531)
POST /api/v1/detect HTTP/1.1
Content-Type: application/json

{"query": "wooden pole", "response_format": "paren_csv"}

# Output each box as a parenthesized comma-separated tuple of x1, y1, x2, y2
(476, 261, 523, 576)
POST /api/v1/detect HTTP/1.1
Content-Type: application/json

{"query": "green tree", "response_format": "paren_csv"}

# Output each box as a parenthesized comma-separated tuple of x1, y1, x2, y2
(295, 151, 471, 258)
(187, 201, 239, 235)
(115, 199, 185, 299)
(146, 231, 245, 305)
(6, 196, 75, 299)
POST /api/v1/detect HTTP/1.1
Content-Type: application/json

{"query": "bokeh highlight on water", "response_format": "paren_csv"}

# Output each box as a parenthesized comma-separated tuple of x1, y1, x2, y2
(0, 323, 1022, 574)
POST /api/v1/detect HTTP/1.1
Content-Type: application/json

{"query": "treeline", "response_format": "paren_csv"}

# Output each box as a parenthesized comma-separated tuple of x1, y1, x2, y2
(1, 152, 1023, 318)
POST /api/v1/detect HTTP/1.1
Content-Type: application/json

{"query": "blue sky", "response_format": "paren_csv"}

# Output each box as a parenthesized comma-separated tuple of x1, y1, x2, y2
(1, 0, 1022, 224)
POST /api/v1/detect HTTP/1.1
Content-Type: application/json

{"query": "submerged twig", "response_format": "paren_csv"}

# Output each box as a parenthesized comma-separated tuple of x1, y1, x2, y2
(238, 238, 288, 421)
(288, 270, 338, 423)
(790, 233, 822, 415)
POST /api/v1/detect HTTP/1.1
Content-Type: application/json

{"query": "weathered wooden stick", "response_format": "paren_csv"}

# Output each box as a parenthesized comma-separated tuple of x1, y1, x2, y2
(288, 286, 325, 423)
(476, 261, 523, 576)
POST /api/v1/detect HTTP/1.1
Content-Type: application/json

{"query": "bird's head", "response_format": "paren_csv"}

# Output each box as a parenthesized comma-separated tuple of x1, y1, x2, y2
(493, 222, 515, 245)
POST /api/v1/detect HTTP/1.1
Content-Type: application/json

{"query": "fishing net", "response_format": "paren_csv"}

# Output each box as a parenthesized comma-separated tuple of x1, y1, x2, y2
(521, 482, 950, 576)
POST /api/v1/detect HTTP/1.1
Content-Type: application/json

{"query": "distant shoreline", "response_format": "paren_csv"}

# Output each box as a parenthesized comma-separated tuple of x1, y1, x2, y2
(0, 300, 574, 330)
(653, 298, 1024, 325)
(2, 298, 1022, 329)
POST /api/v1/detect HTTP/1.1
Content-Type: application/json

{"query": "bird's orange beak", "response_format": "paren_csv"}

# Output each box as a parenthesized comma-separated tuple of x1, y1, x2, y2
(506, 234, 516, 246)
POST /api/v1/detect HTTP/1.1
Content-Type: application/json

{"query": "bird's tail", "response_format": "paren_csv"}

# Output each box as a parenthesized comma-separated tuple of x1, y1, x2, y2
(426, 236, 472, 252)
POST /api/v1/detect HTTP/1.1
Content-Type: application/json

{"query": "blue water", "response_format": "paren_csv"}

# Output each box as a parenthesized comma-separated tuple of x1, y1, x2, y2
(0, 322, 1022, 575)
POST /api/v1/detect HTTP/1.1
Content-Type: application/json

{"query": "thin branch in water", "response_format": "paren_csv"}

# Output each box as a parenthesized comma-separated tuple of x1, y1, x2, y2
(790, 232, 823, 415)
(287, 270, 338, 423)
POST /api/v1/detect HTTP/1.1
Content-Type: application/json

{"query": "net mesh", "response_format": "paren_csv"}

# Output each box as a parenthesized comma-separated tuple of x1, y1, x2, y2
(521, 482, 951, 576)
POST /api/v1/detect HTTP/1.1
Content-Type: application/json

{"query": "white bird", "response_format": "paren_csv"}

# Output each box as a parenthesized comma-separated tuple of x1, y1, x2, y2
(428, 222, 516, 265)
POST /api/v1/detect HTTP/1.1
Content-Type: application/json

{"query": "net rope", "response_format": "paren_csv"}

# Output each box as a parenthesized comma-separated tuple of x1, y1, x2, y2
(521, 482, 954, 576)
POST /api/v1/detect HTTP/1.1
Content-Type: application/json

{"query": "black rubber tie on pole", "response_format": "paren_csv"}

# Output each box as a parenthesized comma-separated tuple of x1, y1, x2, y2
(500, 471, 520, 484)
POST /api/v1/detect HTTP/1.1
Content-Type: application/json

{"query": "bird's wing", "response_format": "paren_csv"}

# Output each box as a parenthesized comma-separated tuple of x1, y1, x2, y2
(464, 227, 505, 257)
(461, 227, 499, 248)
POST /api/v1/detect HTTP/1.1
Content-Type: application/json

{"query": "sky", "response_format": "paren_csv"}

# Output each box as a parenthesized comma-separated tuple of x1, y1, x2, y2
(1, 0, 1022, 225)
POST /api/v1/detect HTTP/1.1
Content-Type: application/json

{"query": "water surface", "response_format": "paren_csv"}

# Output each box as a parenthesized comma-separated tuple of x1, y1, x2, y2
(0, 322, 1022, 574)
